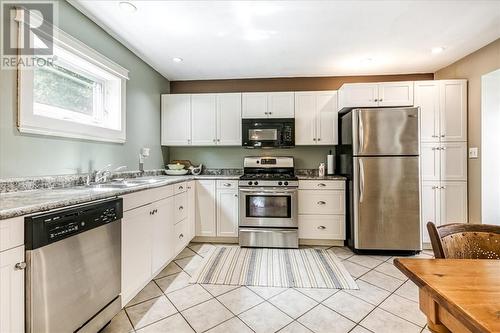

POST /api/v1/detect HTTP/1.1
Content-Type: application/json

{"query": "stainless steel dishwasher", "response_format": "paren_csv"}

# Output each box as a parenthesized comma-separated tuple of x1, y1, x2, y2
(25, 198, 123, 333)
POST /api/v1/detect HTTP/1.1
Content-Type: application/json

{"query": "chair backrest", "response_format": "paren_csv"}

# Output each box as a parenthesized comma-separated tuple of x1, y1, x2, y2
(426, 222, 500, 259)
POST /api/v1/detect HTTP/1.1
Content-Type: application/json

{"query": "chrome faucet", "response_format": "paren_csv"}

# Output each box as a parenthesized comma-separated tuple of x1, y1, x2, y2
(94, 165, 127, 183)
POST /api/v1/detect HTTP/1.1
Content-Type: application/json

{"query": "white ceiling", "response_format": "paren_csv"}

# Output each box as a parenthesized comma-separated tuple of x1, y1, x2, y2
(71, 0, 500, 81)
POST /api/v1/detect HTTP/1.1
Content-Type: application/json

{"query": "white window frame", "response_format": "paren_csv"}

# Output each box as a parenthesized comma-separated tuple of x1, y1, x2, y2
(17, 13, 129, 143)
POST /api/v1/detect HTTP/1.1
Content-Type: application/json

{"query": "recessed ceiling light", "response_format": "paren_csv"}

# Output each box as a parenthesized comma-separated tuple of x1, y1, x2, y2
(172, 57, 183, 63)
(119, 1, 137, 13)
(431, 47, 445, 54)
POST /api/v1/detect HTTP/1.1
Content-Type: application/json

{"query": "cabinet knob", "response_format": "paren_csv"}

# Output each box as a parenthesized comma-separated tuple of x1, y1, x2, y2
(179, 206, 184, 210)
(15, 262, 26, 270)
(179, 186, 184, 190)
(234, 194, 238, 197)
(374, 99, 378, 102)
(313, 138, 317, 141)
(224, 183, 231, 187)
(217, 139, 220, 142)
(179, 233, 184, 239)
(317, 226, 326, 230)
(441, 134, 445, 137)
(317, 138, 321, 141)
(317, 183, 326, 187)
(441, 147, 446, 150)
(379, 98, 383, 102)
(317, 201, 326, 205)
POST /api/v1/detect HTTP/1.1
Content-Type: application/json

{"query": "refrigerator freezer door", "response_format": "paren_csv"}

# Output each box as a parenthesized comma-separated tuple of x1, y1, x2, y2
(353, 107, 419, 156)
(353, 156, 421, 250)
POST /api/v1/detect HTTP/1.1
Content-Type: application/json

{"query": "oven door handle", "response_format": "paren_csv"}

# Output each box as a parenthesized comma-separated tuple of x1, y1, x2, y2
(239, 189, 297, 195)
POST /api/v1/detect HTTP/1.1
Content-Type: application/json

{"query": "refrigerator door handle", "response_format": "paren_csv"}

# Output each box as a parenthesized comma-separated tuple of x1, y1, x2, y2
(359, 158, 365, 203)
(358, 112, 364, 152)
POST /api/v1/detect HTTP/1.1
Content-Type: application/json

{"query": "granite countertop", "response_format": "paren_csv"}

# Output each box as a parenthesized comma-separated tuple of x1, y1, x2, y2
(296, 174, 347, 180)
(0, 174, 241, 220)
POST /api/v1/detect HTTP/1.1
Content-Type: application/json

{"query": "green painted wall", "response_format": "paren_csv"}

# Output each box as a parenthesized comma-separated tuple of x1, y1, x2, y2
(167, 146, 334, 169)
(0, 1, 170, 178)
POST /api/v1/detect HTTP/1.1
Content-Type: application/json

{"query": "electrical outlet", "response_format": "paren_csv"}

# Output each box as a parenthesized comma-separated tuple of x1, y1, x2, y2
(469, 147, 479, 159)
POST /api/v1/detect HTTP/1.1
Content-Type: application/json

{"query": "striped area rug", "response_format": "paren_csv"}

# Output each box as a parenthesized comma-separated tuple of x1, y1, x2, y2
(190, 246, 358, 290)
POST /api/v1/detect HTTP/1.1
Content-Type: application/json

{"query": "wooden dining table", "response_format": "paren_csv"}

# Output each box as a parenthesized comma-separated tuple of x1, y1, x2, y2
(394, 258, 500, 333)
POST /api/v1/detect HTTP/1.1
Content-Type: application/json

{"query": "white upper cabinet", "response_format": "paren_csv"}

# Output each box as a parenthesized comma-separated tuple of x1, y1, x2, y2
(161, 94, 191, 145)
(162, 93, 241, 146)
(378, 81, 414, 107)
(338, 81, 413, 110)
(440, 80, 467, 142)
(217, 93, 242, 145)
(191, 94, 217, 145)
(414, 81, 440, 142)
(242, 93, 268, 118)
(414, 80, 467, 142)
(242, 92, 294, 118)
(295, 91, 338, 145)
(338, 83, 378, 109)
(268, 92, 295, 118)
(295, 92, 317, 145)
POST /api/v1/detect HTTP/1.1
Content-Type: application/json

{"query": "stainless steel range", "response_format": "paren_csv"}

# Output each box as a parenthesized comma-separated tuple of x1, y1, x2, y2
(238, 156, 299, 248)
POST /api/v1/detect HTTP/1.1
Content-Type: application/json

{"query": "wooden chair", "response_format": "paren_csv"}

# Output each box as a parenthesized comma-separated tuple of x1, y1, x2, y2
(426, 222, 500, 259)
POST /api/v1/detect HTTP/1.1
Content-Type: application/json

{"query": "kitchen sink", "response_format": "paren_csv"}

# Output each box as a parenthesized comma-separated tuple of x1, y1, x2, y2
(86, 177, 164, 189)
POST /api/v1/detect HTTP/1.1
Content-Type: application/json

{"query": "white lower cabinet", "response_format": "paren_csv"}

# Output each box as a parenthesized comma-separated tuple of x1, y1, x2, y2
(421, 181, 467, 243)
(298, 180, 346, 240)
(151, 197, 175, 274)
(121, 203, 153, 304)
(121, 183, 196, 306)
(0, 245, 24, 333)
(195, 180, 239, 238)
(217, 188, 239, 237)
(195, 180, 217, 237)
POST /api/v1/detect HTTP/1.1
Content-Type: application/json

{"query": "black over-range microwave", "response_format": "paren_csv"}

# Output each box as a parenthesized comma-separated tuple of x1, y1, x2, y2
(242, 118, 295, 148)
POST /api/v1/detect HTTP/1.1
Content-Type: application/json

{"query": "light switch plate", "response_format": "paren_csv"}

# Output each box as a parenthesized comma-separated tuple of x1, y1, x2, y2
(469, 147, 479, 159)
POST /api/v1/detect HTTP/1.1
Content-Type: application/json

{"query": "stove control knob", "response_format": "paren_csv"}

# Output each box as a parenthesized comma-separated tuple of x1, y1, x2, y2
(254, 181, 259, 185)
(284, 181, 289, 186)
(248, 181, 252, 186)
(278, 181, 283, 186)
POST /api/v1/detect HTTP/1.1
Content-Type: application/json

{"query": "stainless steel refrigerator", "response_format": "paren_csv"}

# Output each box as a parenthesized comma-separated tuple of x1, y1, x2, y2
(338, 107, 421, 255)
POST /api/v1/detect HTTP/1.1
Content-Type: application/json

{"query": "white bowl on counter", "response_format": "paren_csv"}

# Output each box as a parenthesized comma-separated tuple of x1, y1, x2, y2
(165, 169, 189, 175)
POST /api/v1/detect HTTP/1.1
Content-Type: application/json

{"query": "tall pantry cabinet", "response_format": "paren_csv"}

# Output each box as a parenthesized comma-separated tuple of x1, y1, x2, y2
(415, 80, 468, 244)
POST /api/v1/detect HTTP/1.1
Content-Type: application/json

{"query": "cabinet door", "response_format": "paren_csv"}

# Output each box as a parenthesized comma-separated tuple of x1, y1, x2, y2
(195, 180, 217, 237)
(242, 93, 268, 118)
(440, 80, 467, 142)
(217, 93, 242, 145)
(378, 81, 414, 107)
(216, 189, 239, 237)
(420, 143, 440, 181)
(339, 83, 378, 108)
(186, 181, 196, 241)
(294, 92, 317, 145)
(414, 81, 440, 142)
(122, 204, 152, 304)
(161, 94, 191, 145)
(441, 182, 468, 224)
(0, 246, 24, 333)
(151, 198, 174, 274)
(268, 92, 295, 118)
(441, 142, 467, 181)
(421, 182, 440, 243)
(191, 94, 217, 145)
(316, 91, 338, 145)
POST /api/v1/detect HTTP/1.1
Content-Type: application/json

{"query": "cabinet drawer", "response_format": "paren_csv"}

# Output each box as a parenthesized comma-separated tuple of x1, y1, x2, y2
(174, 182, 188, 194)
(122, 185, 174, 211)
(0, 216, 24, 252)
(216, 180, 238, 189)
(299, 180, 345, 190)
(299, 215, 345, 240)
(174, 219, 189, 253)
(298, 190, 344, 215)
(174, 192, 187, 223)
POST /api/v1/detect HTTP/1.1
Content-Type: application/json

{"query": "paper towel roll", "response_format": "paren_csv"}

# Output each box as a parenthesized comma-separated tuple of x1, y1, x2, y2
(327, 154, 335, 175)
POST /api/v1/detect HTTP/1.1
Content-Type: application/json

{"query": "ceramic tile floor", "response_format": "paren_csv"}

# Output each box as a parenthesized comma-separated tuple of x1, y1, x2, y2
(102, 243, 435, 333)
